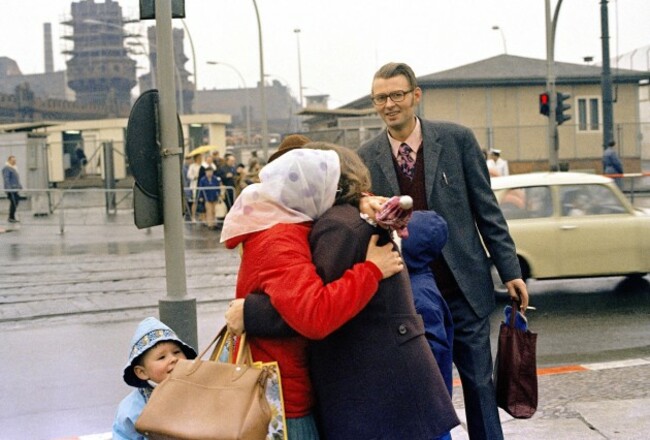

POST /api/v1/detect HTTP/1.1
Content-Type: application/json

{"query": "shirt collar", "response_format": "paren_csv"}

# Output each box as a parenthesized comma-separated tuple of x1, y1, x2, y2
(388, 117, 422, 158)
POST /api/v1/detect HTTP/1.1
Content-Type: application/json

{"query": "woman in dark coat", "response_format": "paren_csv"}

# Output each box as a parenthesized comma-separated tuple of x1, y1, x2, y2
(236, 142, 459, 439)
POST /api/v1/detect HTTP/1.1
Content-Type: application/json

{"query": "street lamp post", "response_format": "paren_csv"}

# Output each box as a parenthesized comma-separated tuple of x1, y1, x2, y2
(252, 0, 269, 161)
(491, 25, 508, 54)
(600, 0, 615, 149)
(180, 19, 197, 114)
(207, 61, 251, 146)
(293, 28, 304, 108)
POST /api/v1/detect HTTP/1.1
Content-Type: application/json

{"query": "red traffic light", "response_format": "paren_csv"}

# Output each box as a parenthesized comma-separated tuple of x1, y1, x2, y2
(539, 92, 550, 116)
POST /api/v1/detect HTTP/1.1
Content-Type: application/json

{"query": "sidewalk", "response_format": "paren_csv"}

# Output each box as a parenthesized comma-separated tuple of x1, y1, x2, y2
(452, 359, 650, 440)
(57, 359, 650, 440)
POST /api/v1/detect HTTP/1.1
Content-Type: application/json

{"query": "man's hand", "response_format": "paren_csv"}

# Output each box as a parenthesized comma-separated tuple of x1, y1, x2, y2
(505, 278, 529, 312)
(225, 299, 246, 335)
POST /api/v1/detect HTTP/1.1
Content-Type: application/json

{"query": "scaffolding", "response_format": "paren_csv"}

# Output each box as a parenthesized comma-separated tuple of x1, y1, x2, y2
(61, 0, 137, 117)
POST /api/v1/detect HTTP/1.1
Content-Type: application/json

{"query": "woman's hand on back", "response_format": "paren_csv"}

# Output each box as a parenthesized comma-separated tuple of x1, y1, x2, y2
(365, 234, 404, 279)
(359, 195, 388, 222)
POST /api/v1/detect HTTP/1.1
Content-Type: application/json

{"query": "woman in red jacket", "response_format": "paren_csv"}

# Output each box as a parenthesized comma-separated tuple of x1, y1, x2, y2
(220, 148, 403, 439)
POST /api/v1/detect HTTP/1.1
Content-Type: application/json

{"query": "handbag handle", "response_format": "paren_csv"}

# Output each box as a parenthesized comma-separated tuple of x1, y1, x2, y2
(190, 326, 240, 361)
(195, 325, 253, 365)
(508, 299, 520, 328)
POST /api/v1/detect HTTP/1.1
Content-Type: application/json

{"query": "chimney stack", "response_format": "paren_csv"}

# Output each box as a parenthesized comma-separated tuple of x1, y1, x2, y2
(44, 22, 54, 73)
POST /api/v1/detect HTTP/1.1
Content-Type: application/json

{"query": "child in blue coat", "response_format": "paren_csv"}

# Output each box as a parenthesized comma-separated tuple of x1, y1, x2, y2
(112, 317, 197, 440)
(401, 210, 454, 440)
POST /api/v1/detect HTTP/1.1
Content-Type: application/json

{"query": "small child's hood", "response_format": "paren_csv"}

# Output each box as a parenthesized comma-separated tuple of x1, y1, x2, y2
(401, 210, 448, 272)
(122, 317, 197, 388)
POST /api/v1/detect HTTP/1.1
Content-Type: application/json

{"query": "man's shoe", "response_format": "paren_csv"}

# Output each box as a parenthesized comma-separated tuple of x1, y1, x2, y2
(8, 218, 19, 223)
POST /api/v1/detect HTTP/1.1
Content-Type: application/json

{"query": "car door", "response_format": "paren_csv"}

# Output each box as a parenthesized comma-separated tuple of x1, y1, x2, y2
(497, 185, 560, 278)
(557, 184, 639, 277)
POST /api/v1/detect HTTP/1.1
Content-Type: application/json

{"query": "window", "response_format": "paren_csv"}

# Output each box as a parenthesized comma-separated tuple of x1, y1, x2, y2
(577, 97, 600, 132)
(560, 184, 625, 216)
(497, 186, 552, 220)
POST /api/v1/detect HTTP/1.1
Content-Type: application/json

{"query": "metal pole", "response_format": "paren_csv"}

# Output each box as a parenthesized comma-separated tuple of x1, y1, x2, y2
(154, 0, 197, 350)
(252, 0, 269, 161)
(180, 19, 197, 114)
(545, 0, 564, 171)
(545, 0, 558, 170)
(207, 61, 251, 146)
(491, 26, 508, 54)
(103, 141, 116, 214)
(600, 0, 615, 149)
(294, 28, 304, 108)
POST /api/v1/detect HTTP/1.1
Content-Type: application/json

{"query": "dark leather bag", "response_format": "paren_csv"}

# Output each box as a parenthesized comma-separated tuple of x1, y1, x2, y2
(494, 300, 538, 419)
(135, 326, 272, 439)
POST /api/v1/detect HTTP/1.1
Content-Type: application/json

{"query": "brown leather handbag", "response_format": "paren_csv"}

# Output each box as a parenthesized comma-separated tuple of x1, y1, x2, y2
(135, 326, 272, 439)
(494, 301, 538, 419)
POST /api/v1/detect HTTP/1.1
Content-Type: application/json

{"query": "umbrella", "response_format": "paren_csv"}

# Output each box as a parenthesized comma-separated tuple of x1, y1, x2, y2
(186, 145, 219, 157)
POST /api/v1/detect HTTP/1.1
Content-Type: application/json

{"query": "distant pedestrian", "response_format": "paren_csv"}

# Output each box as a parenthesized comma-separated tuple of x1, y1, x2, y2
(197, 167, 222, 229)
(112, 317, 197, 440)
(487, 149, 509, 176)
(217, 153, 237, 211)
(3, 155, 22, 223)
(603, 141, 624, 188)
(186, 154, 202, 222)
(75, 146, 88, 177)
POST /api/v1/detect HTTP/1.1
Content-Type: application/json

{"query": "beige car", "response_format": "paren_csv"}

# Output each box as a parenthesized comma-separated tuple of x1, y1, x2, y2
(491, 172, 650, 281)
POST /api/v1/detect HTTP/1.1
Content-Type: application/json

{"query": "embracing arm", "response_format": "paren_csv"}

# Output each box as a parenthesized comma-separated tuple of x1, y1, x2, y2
(228, 293, 296, 338)
(232, 224, 401, 339)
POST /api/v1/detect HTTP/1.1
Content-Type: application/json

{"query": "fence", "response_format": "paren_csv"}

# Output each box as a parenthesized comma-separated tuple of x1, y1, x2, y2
(1, 177, 649, 234)
(0, 185, 234, 234)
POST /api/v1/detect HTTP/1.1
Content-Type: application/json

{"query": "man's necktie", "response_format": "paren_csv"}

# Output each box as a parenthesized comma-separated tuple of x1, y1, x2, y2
(398, 143, 415, 180)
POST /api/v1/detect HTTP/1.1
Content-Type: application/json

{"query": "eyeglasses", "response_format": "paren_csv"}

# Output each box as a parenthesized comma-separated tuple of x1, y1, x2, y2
(371, 89, 414, 106)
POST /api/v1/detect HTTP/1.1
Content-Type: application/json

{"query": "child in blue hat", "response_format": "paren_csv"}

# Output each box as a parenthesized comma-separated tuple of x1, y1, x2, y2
(401, 210, 454, 440)
(112, 317, 197, 440)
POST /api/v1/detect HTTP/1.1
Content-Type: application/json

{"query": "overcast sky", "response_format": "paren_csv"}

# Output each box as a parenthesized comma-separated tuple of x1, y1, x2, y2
(1, 0, 648, 106)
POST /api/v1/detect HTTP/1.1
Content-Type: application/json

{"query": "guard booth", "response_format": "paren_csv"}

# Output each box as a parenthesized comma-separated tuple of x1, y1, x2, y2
(0, 132, 50, 215)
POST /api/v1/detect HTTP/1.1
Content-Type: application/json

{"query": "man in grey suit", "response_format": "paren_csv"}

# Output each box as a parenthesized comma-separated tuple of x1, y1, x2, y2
(358, 62, 529, 440)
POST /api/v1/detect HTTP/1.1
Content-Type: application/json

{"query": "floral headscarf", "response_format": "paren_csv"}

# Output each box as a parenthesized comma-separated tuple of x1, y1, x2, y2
(220, 148, 340, 242)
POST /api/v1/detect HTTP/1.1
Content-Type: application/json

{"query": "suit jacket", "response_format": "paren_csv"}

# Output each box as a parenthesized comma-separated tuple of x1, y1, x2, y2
(358, 119, 521, 318)
(308, 203, 459, 439)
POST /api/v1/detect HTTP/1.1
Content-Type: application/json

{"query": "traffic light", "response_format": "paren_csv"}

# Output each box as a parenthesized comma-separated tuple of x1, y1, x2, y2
(539, 92, 550, 116)
(556, 92, 572, 125)
(126, 90, 164, 229)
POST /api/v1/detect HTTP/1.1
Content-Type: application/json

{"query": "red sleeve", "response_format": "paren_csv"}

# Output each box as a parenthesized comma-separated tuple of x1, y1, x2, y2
(251, 224, 382, 340)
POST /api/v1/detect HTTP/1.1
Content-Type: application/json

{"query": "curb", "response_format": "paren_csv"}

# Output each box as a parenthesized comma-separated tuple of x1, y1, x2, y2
(451, 357, 650, 387)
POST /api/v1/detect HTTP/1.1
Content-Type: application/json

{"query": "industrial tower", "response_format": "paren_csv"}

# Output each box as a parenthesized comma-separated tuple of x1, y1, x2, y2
(62, 0, 136, 117)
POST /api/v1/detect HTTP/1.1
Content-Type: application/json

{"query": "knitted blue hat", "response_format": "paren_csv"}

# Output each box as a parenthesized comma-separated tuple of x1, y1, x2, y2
(122, 317, 197, 387)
